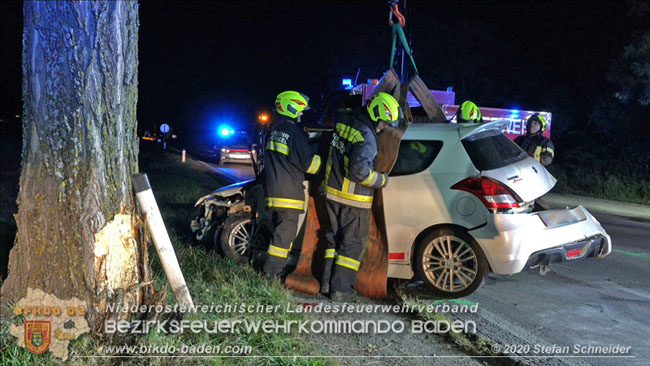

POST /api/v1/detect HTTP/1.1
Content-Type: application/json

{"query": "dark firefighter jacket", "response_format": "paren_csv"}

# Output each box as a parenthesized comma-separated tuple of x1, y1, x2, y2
(514, 133, 555, 166)
(323, 108, 388, 209)
(263, 117, 321, 211)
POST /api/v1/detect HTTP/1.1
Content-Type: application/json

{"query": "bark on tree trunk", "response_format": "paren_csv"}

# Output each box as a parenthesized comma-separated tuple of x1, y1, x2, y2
(1, 1, 148, 331)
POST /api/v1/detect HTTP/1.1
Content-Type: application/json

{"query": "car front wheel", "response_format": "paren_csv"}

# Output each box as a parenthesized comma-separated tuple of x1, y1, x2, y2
(218, 213, 254, 264)
(415, 227, 489, 298)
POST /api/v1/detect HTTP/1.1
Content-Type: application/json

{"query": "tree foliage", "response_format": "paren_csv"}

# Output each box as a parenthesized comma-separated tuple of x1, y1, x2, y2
(608, 3, 650, 106)
(609, 30, 650, 106)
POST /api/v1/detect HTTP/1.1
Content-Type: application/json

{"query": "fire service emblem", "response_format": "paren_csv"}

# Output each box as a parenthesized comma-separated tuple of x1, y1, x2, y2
(24, 321, 51, 354)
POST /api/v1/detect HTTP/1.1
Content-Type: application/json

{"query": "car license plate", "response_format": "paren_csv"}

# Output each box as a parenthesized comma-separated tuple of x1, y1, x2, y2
(537, 207, 586, 227)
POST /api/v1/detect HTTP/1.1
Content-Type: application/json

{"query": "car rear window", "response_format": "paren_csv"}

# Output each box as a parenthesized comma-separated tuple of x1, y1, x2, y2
(462, 130, 527, 171)
(390, 140, 444, 176)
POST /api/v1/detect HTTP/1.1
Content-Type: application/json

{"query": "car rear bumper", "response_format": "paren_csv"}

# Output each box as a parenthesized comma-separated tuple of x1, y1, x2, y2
(524, 234, 609, 268)
(470, 205, 612, 275)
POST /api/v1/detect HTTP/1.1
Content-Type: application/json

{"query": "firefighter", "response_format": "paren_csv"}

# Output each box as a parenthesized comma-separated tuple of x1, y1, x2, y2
(456, 100, 483, 123)
(320, 92, 399, 301)
(514, 113, 555, 166)
(263, 91, 321, 279)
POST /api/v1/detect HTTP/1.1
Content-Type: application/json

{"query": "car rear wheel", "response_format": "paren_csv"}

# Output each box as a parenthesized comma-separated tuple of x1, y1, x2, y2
(415, 227, 489, 298)
(218, 213, 253, 264)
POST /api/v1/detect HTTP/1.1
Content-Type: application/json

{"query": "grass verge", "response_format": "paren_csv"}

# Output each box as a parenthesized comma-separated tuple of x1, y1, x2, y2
(399, 295, 498, 360)
(1, 142, 328, 366)
(548, 161, 650, 206)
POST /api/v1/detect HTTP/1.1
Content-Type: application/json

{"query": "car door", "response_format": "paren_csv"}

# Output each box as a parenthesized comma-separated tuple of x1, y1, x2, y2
(382, 139, 445, 270)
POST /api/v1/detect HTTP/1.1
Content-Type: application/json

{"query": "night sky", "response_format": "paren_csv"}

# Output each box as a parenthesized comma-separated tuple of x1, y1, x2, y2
(0, 1, 643, 140)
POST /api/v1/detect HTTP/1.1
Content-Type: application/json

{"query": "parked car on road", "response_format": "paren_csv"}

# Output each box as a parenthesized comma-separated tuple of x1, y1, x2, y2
(191, 120, 612, 297)
(216, 131, 254, 166)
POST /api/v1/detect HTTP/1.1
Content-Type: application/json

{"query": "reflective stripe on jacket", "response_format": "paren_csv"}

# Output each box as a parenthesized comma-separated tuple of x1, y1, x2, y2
(264, 117, 321, 211)
(323, 108, 387, 209)
(514, 134, 555, 166)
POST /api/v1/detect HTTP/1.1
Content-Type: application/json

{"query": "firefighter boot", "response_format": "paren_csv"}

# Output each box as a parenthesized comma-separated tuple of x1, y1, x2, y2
(330, 289, 357, 302)
(263, 256, 288, 279)
(320, 256, 336, 294)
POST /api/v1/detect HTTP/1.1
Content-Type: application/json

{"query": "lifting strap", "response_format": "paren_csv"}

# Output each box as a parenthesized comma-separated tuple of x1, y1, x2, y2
(389, 2, 418, 75)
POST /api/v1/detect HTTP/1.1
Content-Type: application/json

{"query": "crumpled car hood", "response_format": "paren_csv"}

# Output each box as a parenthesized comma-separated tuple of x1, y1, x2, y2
(194, 179, 255, 207)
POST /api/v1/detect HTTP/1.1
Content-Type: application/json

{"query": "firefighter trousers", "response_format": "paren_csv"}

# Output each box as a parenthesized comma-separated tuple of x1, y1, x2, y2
(263, 208, 300, 277)
(322, 199, 370, 294)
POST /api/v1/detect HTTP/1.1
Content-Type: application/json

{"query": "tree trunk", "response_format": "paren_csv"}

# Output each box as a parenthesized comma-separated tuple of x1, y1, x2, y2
(1, 1, 147, 331)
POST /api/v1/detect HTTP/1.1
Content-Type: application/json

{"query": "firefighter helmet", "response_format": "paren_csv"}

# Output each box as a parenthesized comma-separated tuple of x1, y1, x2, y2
(458, 100, 482, 123)
(527, 113, 547, 133)
(275, 91, 310, 119)
(367, 92, 400, 122)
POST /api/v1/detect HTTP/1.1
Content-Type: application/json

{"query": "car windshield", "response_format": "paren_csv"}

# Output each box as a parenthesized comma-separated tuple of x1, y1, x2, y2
(225, 134, 250, 147)
(462, 129, 527, 171)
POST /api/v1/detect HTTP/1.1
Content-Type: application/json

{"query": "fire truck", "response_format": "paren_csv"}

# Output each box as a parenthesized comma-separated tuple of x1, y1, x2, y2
(334, 79, 552, 140)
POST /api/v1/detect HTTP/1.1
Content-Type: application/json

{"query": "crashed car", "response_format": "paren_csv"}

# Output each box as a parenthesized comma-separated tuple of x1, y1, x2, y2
(191, 120, 612, 297)
(190, 179, 267, 263)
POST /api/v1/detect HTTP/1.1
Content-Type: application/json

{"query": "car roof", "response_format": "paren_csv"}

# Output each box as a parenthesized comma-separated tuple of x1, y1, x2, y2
(401, 121, 507, 141)
(402, 123, 471, 141)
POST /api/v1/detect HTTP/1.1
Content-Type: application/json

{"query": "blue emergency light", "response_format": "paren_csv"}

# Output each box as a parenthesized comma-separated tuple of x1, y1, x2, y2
(509, 109, 520, 119)
(218, 124, 235, 137)
(342, 78, 353, 90)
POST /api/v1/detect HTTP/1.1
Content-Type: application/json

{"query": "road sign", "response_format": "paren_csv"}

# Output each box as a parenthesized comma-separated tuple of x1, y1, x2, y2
(160, 124, 170, 134)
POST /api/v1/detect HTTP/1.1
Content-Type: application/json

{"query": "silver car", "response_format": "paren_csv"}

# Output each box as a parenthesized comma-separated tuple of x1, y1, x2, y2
(384, 120, 611, 297)
(218, 133, 254, 166)
(191, 120, 612, 298)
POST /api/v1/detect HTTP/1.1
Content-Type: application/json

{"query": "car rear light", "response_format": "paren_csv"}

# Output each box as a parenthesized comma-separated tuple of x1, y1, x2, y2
(566, 249, 582, 258)
(451, 177, 521, 209)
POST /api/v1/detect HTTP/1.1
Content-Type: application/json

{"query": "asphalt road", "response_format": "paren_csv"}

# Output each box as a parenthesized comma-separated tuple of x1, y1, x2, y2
(461, 213, 650, 365)
(195, 159, 256, 182)
(206, 163, 649, 365)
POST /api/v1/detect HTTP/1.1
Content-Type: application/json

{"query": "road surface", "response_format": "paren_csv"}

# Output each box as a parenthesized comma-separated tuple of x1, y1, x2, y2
(207, 163, 649, 365)
(196, 159, 256, 182)
(404, 213, 650, 366)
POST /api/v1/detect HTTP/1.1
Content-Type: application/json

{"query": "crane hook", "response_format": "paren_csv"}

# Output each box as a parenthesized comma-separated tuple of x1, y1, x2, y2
(388, 1, 406, 27)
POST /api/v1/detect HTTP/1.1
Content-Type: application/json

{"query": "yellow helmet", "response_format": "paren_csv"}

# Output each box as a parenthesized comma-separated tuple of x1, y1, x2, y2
(275, 91, 310, 119)
(527, 113, 547, 132)
(458, 100, 482, 123)
(366, 92, 400, 122)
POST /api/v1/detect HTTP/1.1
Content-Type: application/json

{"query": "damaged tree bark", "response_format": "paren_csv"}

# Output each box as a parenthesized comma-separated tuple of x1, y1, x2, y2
(0, 1, 149, 331)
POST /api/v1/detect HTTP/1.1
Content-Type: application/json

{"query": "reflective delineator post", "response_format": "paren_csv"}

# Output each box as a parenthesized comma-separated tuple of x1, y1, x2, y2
(132, 173, 194, 308)
(182, 149, 186, 163)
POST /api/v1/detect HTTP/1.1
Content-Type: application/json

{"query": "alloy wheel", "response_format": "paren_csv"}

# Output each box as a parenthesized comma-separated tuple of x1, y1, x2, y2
(228, 219, 254, 256)
(421, 235, 479, 293)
